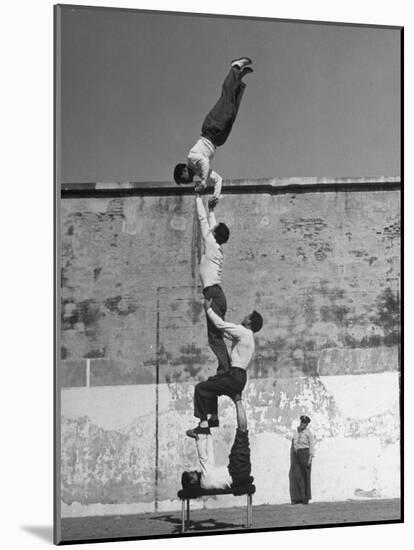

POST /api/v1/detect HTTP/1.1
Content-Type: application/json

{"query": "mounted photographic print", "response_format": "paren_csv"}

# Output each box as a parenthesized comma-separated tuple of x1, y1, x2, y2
(54, 4, 402, 544)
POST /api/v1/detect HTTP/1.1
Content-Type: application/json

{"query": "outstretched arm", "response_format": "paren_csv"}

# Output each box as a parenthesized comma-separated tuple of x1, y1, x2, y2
(195, 155, 210, 188)
(209, 170, 222, 200)
(207, 198, 218, 228)
(194, 166, 222, 200)
(195, 195, 211, 240)
(205, 301, 243, 341)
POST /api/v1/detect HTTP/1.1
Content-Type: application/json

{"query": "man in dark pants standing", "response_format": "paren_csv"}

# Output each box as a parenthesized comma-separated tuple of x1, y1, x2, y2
(195, 193, 230, 370)
(187, 299, 263, 437)
(194, 193, 230, 431)
(173, 56, 254, 199)
(289, 415, 315, 504)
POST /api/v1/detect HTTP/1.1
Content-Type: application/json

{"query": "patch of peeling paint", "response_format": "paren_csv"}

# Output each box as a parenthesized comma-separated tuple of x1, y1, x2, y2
(61, 371, 399, 515)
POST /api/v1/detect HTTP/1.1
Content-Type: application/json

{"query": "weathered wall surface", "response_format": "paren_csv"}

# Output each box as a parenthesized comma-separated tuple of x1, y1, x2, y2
(61, 373, 400, 517)
(60, 179, 400, 516)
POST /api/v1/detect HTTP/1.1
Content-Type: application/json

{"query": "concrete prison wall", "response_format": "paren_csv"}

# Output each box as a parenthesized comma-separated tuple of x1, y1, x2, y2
(59, 176, 401, 517)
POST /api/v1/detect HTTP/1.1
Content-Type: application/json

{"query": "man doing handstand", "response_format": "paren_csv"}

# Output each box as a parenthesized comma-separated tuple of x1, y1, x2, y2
(174, 56, 254, 201)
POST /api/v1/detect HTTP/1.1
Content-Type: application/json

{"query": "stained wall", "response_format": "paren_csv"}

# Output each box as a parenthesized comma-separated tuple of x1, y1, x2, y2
(59, 178, 400, 516)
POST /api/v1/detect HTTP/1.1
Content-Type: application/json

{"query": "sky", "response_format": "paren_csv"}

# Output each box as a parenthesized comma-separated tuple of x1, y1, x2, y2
(59, 6, 401, 183)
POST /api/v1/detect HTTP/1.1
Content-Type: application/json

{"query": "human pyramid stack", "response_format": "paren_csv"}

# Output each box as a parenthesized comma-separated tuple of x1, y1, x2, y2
(174, 57, 264, 491)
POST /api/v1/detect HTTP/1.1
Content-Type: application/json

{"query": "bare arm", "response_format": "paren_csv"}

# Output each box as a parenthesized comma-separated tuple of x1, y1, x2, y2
(209, 170, 222, 199)
(208, 207, 217, 229)
(206, 307, 243, 341)
(195, 196, 211, 240)
(191, 154, 210, 191)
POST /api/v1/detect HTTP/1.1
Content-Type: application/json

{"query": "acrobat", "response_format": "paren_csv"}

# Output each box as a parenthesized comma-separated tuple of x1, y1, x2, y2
(186, 298, 263, 437)
(195, 192, 231, 385)
(173, 57, 254, 200)
(182, 397, 253, 491)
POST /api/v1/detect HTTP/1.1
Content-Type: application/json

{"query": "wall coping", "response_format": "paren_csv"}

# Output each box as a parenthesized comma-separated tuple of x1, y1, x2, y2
(61, 175, 401, 197)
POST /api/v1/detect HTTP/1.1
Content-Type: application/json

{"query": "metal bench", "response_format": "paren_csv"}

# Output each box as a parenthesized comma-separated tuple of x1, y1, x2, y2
(177, 484, 256, 533)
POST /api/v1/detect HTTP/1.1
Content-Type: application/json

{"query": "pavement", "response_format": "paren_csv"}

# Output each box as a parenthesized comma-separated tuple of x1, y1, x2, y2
(60, 498, 401, 542)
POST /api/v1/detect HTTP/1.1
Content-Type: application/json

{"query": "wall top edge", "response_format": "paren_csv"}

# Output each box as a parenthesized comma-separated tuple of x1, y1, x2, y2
(61, 175, 401, 194)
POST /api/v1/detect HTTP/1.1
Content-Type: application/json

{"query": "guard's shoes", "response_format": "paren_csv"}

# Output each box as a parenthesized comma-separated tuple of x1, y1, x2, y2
(186, 426, 211, 439)
(231, 57, 252, 70)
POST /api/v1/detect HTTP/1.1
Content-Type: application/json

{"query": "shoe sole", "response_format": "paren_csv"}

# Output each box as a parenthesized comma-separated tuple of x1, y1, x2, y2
(231, 57, 252, 68)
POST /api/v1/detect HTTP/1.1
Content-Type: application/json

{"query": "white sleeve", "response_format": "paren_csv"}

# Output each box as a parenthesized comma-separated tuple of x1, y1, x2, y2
(206, 308, 244, 341)
(208, 210, 217, 229)
(208, 170, 222, 199)
(195, 196, 210, 239)
(194, 154, 210, 186)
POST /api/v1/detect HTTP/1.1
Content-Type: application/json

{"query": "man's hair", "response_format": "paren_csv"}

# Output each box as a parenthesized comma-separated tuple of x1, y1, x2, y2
(213, 222, 230, 244)
(250, 310, 263, 333)
(173, 163, 188, 184)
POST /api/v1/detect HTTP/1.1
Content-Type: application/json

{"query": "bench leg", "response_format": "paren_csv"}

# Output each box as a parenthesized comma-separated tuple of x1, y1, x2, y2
(246, 494, 253, 528)
(181, 499, 186, 533)
(186, 499, 190, 526)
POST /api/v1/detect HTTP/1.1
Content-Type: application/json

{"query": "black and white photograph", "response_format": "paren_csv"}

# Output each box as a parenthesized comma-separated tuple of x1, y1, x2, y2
(54, 3, 402, 545)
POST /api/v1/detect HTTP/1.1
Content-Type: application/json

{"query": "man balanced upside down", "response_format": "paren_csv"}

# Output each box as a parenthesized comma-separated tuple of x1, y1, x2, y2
(174, 56, 254, 199)
(177, 56, 256, 411)
(182, 397, 253, 491)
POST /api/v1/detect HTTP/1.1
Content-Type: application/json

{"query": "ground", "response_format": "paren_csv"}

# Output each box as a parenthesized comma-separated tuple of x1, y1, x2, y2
(60, 498, 401, 542)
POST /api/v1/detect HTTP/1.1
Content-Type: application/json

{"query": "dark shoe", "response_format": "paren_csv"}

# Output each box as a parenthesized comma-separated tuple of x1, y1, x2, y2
(186, 426, 211, 439)
(208, 417, 219, 428)
(240, 67, 254, 78)
(231, 57, 252, 70)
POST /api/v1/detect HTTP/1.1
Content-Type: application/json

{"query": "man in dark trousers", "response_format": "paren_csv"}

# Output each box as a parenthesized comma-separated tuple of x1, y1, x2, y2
(194, 192, 231, 410)
(186, 299, 263, 437)
(289, 415, 315, 505)
(173, 56, 254, 201)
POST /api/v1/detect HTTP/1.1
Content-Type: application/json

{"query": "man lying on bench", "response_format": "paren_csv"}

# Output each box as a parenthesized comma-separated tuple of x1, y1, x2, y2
(182, 397, 253, 493)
